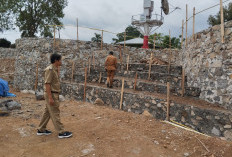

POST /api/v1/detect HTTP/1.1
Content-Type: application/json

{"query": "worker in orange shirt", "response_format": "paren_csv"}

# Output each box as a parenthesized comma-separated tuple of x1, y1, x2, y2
(105, 51, 117, 88)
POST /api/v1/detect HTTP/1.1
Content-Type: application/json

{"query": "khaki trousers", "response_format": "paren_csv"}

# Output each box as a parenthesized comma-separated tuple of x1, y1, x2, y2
(107, 70, 115, 86)
(38, 93, 64, 134)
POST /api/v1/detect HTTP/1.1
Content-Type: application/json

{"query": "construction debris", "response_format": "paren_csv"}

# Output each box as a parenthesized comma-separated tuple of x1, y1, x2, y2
(140, 57, 168, 65)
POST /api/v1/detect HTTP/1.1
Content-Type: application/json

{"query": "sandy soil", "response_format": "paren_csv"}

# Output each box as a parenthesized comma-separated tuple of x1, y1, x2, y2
(0, 91, 232, 157)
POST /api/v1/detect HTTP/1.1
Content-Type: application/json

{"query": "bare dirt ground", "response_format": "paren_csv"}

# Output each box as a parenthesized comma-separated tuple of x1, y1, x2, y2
(0, 91, 232, 157)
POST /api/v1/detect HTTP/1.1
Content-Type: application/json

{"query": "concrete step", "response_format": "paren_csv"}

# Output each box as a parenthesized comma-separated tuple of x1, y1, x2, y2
(61, 82, 232, 139)
(71, 74, 200, 97)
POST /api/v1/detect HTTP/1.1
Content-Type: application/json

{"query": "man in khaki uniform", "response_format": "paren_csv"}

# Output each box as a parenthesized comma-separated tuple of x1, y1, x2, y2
(37, 53, 72, 139)
(105, 51, 117, 88)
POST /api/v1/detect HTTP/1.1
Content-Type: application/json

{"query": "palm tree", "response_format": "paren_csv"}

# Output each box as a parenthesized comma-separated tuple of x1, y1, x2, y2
(91, 33, 102, 43)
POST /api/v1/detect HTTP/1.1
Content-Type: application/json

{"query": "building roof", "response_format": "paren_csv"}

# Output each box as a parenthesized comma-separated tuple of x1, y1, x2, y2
(117, 38, 152, 45)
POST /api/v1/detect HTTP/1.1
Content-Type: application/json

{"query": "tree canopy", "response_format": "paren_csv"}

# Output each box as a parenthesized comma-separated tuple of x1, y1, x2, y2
(91, 33, 102, 43)
(0, 0, 68, 37)
(208, 2, 232, 26)
(112, 25, 143, 43)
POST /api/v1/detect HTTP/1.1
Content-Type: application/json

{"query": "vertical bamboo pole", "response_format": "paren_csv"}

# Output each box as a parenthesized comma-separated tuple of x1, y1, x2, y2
(88, 57, 91, 74)
(181, 20, 184, 48)
(34, 63, 39, 91)
(119, 45, 122, 65)
(166, 82, 170, 121)
(84, 67, 87, 102)
(134, 72, 138, 90)
(168, 30, 171, 74)
(71, 61, 75, 83)
(181, 68, 185, 97)
(76, 18, 79, 40)
(126, 55, 129, 71)
(185, 4, 188, 47)
(220, 0, 225, 43)
(92, 52, 95, 69)
(124, 31, 126, 49)
(193, 7, 195, 41)
(101, 30, 104, 50)
(99, 72, 102, 83)
(53, 25, 56, 50)
(120, 78, 125, 110)
(153, 34, 156, 50)
(148, 53, 153, 80)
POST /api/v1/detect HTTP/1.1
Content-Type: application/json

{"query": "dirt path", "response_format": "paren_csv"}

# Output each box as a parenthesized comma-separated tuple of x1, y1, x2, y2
(0, 91, 231, 157)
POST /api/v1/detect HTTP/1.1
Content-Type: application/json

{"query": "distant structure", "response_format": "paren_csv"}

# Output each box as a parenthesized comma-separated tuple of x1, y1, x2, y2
(132, 0, 169, 49)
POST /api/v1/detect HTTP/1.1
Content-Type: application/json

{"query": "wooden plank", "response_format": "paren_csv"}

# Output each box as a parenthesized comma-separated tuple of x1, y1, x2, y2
(34, 63, 39, 91)
(220, 0, 225, 43)
(71, 61, 75, 83)
(120, 78, 125, 110)
(185, 4, 188, 47)
(83, 67, 87, 102)
(181, 68, 185, 97)
(134, 72, 138, 90)
(148, 53, 153, 80)
(193, 7, 195, 41)
(166, 82, 170, 121)
(99, 72, 102, 83)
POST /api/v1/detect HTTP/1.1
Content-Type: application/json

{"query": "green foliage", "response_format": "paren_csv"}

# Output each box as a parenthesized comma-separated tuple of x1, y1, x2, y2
(208, 2, 232, 26)
(91, 33, 102, 43)
(0, 38, 11, 48)
(149, 33, 181, 49)
(112, 25, 143, 43)
(0, 0, 68, 37)
(161, 35, 181, 49)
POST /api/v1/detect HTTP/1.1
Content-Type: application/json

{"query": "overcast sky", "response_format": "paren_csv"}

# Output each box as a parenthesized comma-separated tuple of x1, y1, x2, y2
(1, 0, 231, 43)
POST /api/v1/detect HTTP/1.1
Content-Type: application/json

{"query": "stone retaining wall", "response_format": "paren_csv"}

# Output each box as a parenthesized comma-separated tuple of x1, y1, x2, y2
(0, 48, 17, 58)
(180, 21, 232, 110)
(13, 38, 180, 91)
(61, 82, 232, 140)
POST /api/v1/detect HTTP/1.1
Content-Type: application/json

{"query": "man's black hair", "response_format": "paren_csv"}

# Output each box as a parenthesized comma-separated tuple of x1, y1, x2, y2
(109, 51, 113, 55)
(50, 53, 62, 64)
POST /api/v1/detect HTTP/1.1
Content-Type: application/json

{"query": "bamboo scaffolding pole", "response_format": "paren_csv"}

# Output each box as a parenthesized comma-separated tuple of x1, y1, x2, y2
(193, 7, 195, 41)
(76, 18, 79, 40)
(148, 53, 153, 80)
(181, 68, 185, 97)
(83, 67, 87, 102)
(101, 30, 104, 50)
(134, 72, 138, 90)
(53, 25, 56, 50)
(181, 20, 184, 48)
(185, 4, 188, 47)
(124, 31, 126, 49)
(166, 82, 170, 121)
(71, 61, 75, 83)
(168, 30, 171, 74)
(119, 45, 122, 65)
(120, 78, 125, 110)
(88, 57, 91, 74)
(99, 72, 102, 83)
(220, 0, 225, 43)
(92, 52, 95, 69)
(153, 34, 156, 50)
(126, 55, 129, 71)
(34, 63, 39, 91)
